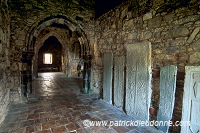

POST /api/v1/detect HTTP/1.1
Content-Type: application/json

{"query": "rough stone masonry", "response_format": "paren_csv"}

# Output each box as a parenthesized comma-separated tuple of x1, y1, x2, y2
(0, 0, 199, 132)
(93, 0, 199, 132)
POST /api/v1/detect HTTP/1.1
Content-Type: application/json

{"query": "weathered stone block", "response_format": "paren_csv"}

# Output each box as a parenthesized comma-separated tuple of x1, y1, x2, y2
(132, 32, 137, 40)
(120, 8, 128, 19)
(144, 31, 152, 39)
(174, 15, 200, 25)
(127, 33, 133, 40)
(143, 12, 152, 21)
(163, 13, 175, 22)
(58, 18, 65, 24)
(123, 19, 134, 30)
(187, 27, 200, 43)
(154, 32, 161, 39)
(168, 40, 186, 46)
(161, 31, 171, 39)
(147, 16, 162, 29)
(171, 27, 189, 38)
(195, 20, 200, 25)
(190, 52, 200, 63)
(192, 39, 200, 52)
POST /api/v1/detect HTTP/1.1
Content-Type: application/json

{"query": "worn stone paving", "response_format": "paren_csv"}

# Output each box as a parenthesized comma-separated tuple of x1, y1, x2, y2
(0, 72, 161, 133)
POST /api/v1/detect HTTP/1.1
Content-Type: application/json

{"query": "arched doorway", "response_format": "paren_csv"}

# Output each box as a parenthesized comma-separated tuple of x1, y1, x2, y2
(37, 36, 62, 73)
(20, 16, 92, 101)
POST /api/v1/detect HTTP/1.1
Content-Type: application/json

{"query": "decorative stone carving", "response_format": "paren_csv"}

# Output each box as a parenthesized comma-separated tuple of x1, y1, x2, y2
(125, 42, 152, 121)
(193, 82, 200, 98)
(181, 66, 200, 133)
(157, 65, 177, 133)
(103, 53, 113, 104)
(113, 56, 125, 110)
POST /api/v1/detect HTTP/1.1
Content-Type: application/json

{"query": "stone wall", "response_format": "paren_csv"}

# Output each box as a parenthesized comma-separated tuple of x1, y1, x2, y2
(1, 0, 199, 130)
(9, 0, 95, 101)
(93, 0, 200, 132)
(0, 0, 11, 124)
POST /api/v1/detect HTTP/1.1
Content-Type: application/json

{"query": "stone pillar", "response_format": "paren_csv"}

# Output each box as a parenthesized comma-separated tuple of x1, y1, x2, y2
(32, 54, 38, 79)
(21, 52, 28, 101)
(27, 52, 34, 95)
(87, 55, 92, 94)
(20, 51, 34, 101)
(77, 59, 84, 77)
(82, 61, 88, 94)
(82, 55, 92, 94)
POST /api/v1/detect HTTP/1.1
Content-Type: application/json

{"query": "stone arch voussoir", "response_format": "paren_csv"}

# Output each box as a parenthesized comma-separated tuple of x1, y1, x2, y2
(26, 15, 90, 55)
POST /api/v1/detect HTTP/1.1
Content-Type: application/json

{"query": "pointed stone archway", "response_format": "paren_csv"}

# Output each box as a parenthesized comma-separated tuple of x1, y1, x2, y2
(32, 32, 66, 79)
(20, 15, 92, 100)
(26, 16, 90, 54)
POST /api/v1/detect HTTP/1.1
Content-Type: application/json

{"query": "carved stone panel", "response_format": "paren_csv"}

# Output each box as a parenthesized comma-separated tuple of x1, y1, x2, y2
(157, 65, 177, 133)
(103, 53, 113, 104)
(113, 56, 125, 110)
(181, 66, 200, 133)
(125, 42, 152, 121)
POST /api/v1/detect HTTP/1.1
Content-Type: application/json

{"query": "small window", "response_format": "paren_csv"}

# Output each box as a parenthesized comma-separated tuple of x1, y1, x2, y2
(44, 53, 52, 64)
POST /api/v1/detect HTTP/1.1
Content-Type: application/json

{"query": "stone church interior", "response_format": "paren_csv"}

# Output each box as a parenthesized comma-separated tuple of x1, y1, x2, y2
(0, 0, 199, 132)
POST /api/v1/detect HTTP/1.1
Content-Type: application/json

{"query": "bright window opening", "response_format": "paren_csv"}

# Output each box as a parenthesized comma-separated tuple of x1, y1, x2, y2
(44, 53, 52, 64)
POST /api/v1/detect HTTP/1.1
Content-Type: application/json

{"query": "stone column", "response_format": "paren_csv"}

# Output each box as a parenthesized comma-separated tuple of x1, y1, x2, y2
(82, 55, 92, 94)
(87, 55, 92, 94)
(20, 70, 28, 101)
(26, 52, 34, 96)
(32, 54, 38, 79)
(20, 51, 34, 101)
(20, 52, 28, 101)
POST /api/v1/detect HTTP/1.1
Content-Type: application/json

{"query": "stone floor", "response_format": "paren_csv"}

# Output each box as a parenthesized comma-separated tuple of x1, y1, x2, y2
(0, 72, 161, 133)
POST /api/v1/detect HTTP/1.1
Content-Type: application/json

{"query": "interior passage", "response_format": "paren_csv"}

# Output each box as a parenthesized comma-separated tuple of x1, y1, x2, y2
(0, 72, 160, 133)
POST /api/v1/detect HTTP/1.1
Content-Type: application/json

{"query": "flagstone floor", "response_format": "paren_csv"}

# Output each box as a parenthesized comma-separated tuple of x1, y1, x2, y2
(0, 72, 161, 133)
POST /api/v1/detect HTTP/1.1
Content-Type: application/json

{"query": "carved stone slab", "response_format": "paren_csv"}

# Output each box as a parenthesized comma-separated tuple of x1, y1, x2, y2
(125, 42, 152, 121)
(103, 53, 113, 104)
(157, 65, 177, 133)
(113, 56, 125, 110)
(181, 66, 200, 133)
